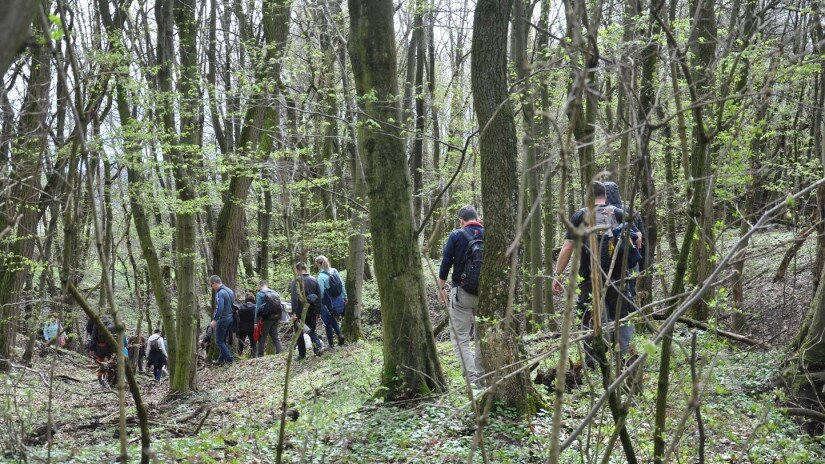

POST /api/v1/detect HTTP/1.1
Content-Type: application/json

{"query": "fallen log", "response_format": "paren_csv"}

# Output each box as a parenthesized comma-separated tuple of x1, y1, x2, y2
(651, 313, 758, 346)
(781, 407, 825, 423)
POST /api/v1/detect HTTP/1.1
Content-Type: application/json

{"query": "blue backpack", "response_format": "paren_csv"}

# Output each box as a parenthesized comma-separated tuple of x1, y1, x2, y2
(327, 271, 344, 298)
(323, 270, 346, 316)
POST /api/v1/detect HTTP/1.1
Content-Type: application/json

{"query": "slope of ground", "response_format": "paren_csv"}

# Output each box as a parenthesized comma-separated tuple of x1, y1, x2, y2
(2, 228, 824, 463)
(2, 331, 823, 463)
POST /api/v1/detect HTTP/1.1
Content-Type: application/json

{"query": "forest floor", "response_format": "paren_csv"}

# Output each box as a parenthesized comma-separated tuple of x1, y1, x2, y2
(3, 227, 825, 463)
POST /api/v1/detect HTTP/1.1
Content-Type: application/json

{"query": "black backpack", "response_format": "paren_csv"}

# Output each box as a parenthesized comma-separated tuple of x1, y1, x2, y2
(238, 303, 255, 325)
(149, 337, 161, 353)
(327, 271, 344, 298)
(93, 317, 118, 358)
(259, 290, 282, 320)
(459, 228, 483, 295)
(599, 223, 642, 281)
(232, 304, 240, 329)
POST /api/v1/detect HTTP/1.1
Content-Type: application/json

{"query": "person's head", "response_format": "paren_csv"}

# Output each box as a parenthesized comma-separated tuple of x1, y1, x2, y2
(209, 275, 222, 291)
(457, 205, 478, 227)
(258, 279, 269, 291)
(592, 181, 606, 200)
(603, 181, 622, 207)
(315, 255, 330, 270)
(295, 261, 307, 275)
(154, 328, 161, 335)
(245, 292, 256, 303)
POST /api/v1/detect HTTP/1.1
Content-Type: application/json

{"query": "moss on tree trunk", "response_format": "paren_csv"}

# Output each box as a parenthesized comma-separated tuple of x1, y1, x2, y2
(471, 0, 544, 418)
(348, 0, 446, 400)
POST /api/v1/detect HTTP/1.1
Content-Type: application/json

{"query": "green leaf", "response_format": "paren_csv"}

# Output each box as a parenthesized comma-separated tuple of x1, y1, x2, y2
(642, 340, 657, 357)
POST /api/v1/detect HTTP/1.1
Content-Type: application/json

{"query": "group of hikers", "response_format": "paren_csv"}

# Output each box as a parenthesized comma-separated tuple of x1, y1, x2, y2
(206, 254, 348, 365)
(80, 255, 348, 386)
(439, 181, 643, 386)
(79, 179, 639, 389)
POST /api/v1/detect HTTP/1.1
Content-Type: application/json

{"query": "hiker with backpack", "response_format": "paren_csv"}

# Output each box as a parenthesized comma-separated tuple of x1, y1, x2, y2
(87, 316, 129, 387)
(552, 181, 642, 362)
(604, 181, 644, 297)
(437, 205, 484, 386)
(237, 292, 257, 356)
(315, 255, 346, 350)
(255, 280, 285, 356)
(209, 275, 235, 365)
(290, 262, 325, 359)
(146, 328, 168, 381)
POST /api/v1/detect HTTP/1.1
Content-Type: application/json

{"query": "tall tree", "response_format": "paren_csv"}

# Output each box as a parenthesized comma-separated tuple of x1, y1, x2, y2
(348, 0, 446, 399)
(155, 0, 201, 393)
(0, 11, 50, 371)
(513, 0, 544, 327)
(96, 0, 180, 382)
(212, 0, 291, 290)
(472, 0, 544, 416)
(686, 0, 718, 321)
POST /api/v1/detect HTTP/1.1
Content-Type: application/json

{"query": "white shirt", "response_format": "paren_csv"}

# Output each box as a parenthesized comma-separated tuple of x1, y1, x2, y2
(147, 333, 168, 358)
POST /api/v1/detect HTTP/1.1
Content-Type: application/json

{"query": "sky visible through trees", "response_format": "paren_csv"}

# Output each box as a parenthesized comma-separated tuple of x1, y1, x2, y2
(1, 0, 825, 461)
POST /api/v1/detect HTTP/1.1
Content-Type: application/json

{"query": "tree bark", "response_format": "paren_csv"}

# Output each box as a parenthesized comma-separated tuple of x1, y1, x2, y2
(348, 0, 446, 399)
(513, 0, 544, 329)
(686, 0, 717, 321)
(0, 0, 39, 77)
(472, 0, 544, 417)
(0, 16, 49, 370)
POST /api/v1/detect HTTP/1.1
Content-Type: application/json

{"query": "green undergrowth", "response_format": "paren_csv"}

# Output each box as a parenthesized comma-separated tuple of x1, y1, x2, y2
(11, 327, 824, 463)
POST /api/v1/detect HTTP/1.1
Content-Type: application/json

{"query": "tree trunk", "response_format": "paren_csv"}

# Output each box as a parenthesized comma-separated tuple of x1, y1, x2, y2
(348, 0, 446, 400)
(0, 19, 49, 370)
(472, 0, 544, 417)
(411, 2, 426, 229)
(0, 0, 38, 77)
(513, 0, 544, 329)
(786, 259, 825, 409)
(258, 183, 272, 280)
(158, 0, 201, 393)
(212, 0, 290, 290)
(686, 0, 717, 321)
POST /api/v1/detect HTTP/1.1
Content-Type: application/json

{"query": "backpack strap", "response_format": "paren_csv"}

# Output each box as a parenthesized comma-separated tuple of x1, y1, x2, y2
(459, 227, 479, 243)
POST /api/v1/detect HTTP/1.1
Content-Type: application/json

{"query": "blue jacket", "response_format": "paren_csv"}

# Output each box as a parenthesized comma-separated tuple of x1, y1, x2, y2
(439, 221, 484, 286)
(213, 285, 235, 320)
(317, 268, 347, 300)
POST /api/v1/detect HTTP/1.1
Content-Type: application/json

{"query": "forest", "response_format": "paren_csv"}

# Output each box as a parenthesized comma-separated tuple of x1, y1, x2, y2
(1, 0, 825, 461)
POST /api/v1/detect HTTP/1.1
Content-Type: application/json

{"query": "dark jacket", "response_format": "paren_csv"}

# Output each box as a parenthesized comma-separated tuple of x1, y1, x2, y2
(237, 302, 256, 334)
(290, 274, 322, 320)
(213, 285, 235, 321)
(439, 221, 484, 286)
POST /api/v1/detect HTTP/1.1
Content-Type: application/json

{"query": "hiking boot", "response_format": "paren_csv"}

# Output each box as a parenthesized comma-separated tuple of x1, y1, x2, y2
(98, 377, 105, 387)
(313, 344, 323, 357)
(297, 355, 306, 361)
(338, 335, 346, 346)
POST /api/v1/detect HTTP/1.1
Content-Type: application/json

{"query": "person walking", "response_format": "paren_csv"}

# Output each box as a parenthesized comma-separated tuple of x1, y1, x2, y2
(237, 293, 257, 356)
(437, 205, 484, 386)
(209, 275, 235, 365)
(290, 262, 324, 359)
(255, 280, 285, 356)
(552, 182, 641, 363)
(146, 329, 168, 381)
(315, 255, 346, 350)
